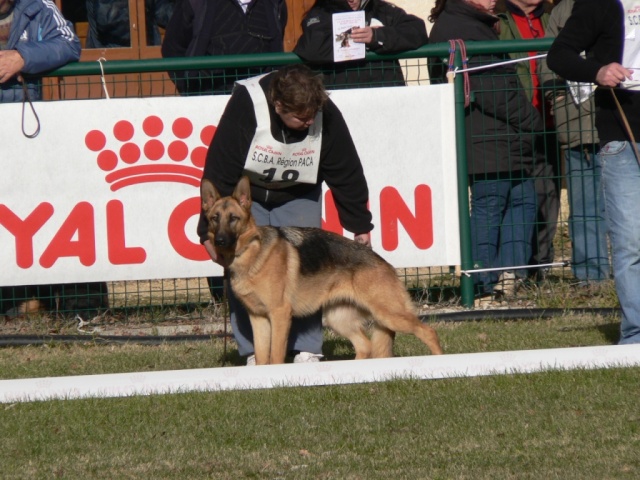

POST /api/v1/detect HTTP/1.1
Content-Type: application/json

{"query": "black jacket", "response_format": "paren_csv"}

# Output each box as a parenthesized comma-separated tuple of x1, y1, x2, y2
(86, 0, 175, 48)
(547, 0, 640, 146)
(162, 0, 287, 94)
(197, 72, 373, 243)
(293, 0, 428, 89)
(429, 0, 542, 175)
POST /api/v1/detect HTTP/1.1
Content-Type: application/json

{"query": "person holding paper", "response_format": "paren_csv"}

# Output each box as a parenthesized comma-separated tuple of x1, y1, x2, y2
(293, 0, 428, 89)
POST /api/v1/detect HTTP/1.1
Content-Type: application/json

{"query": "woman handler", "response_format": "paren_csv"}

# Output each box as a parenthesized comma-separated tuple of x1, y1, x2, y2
(197, 64, 373, 364)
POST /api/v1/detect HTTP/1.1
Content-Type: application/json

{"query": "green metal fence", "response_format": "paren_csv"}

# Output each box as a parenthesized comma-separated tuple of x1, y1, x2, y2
(2, 38, 610, 321)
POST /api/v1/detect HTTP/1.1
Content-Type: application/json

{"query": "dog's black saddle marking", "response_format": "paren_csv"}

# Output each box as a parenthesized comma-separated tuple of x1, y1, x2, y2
(274, 227, 382, 276)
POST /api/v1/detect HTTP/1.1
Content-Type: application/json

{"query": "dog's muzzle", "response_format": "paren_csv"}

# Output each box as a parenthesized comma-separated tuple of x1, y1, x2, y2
(214, 233, 235, 249)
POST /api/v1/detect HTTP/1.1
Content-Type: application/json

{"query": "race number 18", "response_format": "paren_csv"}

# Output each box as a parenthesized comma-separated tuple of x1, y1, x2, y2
(261, 168, 300, 183)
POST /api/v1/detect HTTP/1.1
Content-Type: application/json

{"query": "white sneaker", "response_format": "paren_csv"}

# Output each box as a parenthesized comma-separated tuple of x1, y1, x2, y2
(494, 271, 518, 297)
(293, 352, 323, 363)
(246, 354, 256, 366)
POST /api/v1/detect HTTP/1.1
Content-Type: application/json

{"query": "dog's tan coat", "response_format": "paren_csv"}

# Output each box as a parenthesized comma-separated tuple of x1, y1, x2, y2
(201, 176, 443, 365)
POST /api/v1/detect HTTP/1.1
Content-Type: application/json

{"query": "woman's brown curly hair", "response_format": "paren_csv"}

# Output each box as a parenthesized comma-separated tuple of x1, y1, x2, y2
(268, 64, 329, 116)
(428, 0, 447, 23)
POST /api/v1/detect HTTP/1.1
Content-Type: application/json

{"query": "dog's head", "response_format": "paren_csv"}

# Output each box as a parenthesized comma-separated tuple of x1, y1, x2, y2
(201, 176, 254, 265)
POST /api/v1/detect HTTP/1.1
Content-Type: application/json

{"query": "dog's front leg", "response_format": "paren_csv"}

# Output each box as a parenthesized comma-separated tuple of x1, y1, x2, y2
(248, 314, 271, 365)
(269, 305, 293, 364)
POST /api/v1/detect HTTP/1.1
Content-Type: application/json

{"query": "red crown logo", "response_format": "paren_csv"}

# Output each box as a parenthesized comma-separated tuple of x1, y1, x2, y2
(85, 116, 216, 191)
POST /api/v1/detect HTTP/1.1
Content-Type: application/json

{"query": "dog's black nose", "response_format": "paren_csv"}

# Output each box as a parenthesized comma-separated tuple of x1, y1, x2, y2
(215, 233, 236, 248)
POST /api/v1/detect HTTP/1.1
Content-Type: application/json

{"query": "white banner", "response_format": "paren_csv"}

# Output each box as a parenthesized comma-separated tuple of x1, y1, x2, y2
(0, 84, 458, 286)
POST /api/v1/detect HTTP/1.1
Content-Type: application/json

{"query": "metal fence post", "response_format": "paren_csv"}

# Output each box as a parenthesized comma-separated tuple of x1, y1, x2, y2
(451, 49, 474, 308)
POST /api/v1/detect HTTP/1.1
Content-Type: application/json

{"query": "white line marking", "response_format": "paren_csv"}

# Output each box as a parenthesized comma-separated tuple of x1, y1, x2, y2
(2, 345, 639, 403)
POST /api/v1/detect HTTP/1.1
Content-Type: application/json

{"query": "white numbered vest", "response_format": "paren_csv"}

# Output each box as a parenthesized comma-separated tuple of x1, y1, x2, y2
(622, 0, 640, 89)
(237, 75, 323, 189)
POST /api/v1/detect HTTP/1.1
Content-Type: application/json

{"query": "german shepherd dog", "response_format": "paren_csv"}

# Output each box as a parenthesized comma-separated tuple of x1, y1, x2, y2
(201, 176, 444, 365)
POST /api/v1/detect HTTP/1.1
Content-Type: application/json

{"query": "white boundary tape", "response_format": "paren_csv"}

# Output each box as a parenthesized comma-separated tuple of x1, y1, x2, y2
(2, 344, 640, 403)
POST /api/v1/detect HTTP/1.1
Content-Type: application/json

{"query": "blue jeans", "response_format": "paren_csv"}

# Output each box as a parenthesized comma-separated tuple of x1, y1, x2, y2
(600, 141, 640, 344)
(227, 186, 324, 356)
(469, 175, 537, 295)
(565, 147, 610, 281)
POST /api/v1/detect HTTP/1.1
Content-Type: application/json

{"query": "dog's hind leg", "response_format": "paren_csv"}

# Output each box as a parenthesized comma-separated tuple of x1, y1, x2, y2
(370, 325, 395, 358)
(248, 314, 272, 365)
(323, 305, 372, 359)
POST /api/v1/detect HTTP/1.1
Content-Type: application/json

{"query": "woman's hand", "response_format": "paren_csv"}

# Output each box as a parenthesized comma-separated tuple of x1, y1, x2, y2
(354, 232, 372, 247)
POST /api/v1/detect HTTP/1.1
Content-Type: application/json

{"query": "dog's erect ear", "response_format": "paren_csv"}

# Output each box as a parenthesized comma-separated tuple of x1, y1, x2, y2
(232, 176, 253, 210)
(201, 179, 221, 212)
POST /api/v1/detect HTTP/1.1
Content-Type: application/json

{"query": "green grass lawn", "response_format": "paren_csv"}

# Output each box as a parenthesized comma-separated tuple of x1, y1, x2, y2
(1, 311, 638, 478)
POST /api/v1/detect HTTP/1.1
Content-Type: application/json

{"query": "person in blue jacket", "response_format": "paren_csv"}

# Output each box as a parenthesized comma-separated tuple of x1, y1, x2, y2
(0, 0, 103, 320)
(0, 0, 81, 103)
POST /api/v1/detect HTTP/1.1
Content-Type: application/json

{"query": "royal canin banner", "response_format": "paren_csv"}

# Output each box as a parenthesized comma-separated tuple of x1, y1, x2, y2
(0, 85, 459, 286)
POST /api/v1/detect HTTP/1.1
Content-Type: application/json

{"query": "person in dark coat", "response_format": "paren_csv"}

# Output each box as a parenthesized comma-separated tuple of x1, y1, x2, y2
(429, 0, 543, 299)
(86, 0, 175, 48)
(293, 0, 428, 89)
(161, 0, 287, 95)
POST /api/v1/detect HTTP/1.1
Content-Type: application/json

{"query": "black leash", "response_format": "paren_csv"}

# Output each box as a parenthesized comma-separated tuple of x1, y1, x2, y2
(21, 80, 40, 138)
